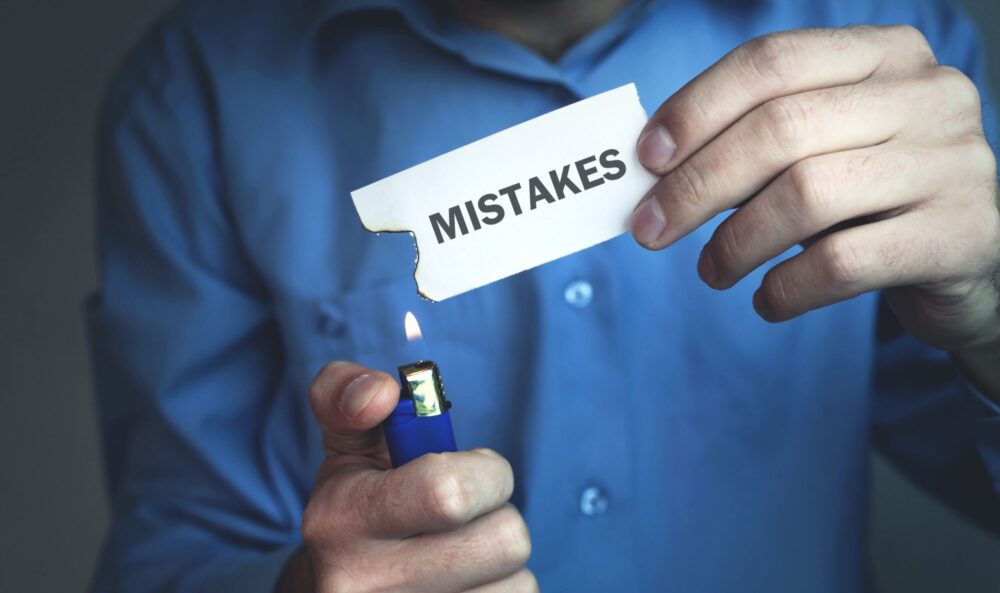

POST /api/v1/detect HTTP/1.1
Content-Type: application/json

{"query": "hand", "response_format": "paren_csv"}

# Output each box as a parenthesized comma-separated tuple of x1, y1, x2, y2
(630, 26, 1000, 355)
(277, 361, 536, 593)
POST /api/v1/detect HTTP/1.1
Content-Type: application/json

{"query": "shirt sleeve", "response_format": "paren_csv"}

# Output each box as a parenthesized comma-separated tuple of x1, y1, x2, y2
(955, 363, 1000, 497)
(87, 18, 301, 593)
(869, 0, 1000, 530)
(872, 300, 1000, 531)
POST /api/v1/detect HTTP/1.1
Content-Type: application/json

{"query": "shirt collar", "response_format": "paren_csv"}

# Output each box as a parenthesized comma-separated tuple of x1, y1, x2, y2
(307, 0, 766, 24)
(303, 0, 665, 88)
(303, 0, 764, 91)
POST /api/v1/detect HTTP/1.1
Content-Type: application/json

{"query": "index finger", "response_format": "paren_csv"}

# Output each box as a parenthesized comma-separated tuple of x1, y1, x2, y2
(344, 449, 515, 539)
(637, 25, 935, 174)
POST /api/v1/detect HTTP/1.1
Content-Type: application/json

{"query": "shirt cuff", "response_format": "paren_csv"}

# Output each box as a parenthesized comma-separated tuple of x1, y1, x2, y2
(194, 546, 298, 593)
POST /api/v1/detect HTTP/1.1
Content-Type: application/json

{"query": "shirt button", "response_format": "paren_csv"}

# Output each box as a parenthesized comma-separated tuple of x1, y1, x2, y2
(579, 486, 609, 516)
(563, 280, 593, 309)
(317, 303, 346, 337)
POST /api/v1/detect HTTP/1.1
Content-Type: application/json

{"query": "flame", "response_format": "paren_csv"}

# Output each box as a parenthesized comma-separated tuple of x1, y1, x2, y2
(404, 311, 423, 342)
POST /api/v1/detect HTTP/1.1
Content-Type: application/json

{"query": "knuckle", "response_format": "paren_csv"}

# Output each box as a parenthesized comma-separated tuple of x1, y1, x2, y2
(891, 25, 934, 62)
(513, 569, 541, 593)
(301, 493, 339, 549)
(473, 449, 515, 498)
(473, 446, 502, 459)
(301, 503, 326, 546)
(524, 571, 541, 593)
(664, 92, 714, 145)
(302, 476, 368, 551)
(875, 237, 906, 284)
(321, 568, 367, 593)
(494, 506, 532, 566)
(786, 158, 835, 221)
(669, 164, 712, 207)
(963, 139, 998, 179)
(819, 235, 869, 287)
(742, 32, 799, 86)
(322, 572, 351, 593)
(959, 191, 1000, 259)
(424, 456, 475, 525)
(978, 208, 1000, 264)
(491, 454, 516, 499)
(967, 211, 999, 261)
(760, 95, 811, 150)
(934, 65, 981, 112)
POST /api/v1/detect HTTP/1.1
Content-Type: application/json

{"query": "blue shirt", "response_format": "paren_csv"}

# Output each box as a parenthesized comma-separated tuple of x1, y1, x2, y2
(88, 0, 1000, 591)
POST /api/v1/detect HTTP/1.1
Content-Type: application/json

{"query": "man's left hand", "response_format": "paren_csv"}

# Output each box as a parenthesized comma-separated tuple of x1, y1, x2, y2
(631, 26, 1000, 366)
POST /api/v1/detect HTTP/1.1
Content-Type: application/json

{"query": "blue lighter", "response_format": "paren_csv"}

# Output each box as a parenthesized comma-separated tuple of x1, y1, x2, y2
(383, 313, 458, 467)
(384, 360, 457, 467)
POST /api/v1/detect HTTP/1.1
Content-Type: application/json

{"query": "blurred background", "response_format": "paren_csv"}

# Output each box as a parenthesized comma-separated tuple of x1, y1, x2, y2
(1, 1, 999, 592)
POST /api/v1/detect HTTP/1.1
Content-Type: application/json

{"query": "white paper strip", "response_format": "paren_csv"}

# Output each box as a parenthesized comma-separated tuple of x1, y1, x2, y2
(351, 83, 658, 301)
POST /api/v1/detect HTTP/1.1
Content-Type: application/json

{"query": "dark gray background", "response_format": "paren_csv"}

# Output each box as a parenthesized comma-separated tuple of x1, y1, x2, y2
(1, 1, 999, 592)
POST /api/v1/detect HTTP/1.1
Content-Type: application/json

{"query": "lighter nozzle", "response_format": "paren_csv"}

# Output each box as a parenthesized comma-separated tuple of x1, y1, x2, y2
(398, 360, 450, 417)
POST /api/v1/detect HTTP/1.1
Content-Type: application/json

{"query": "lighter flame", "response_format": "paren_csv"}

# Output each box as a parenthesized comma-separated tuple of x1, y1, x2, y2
(404, 311, 423, 342)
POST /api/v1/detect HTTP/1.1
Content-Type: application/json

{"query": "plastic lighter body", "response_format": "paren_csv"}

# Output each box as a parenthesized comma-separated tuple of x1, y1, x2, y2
(384, 360, 457, 467)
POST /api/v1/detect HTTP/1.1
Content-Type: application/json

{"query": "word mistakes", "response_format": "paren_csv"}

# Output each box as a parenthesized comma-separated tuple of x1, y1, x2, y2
(430, 149, 626, 244)
(351, 83, 658, 301)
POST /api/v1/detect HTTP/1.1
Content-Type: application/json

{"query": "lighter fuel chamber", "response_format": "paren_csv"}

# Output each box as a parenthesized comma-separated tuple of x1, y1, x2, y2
(384, 360, 457, 467)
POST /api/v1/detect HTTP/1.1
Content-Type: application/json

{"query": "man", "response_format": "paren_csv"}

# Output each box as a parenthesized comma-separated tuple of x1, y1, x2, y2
(88, 0, 1000, 591)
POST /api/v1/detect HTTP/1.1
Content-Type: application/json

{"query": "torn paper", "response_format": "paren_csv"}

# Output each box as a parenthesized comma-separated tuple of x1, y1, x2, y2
(351, 83, 658, 301)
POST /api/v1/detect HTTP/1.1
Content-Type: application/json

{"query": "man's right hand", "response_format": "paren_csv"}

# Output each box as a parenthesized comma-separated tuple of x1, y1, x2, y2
(276, 360, 536, 593)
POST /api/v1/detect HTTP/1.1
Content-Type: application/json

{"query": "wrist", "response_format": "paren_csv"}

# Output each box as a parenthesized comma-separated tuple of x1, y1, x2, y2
(274, 547, 315, 593)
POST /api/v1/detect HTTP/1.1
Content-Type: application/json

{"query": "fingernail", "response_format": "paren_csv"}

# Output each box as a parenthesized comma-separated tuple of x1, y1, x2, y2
(698, 247, 719, 287)
(631, 198, 667, 247)
(339, 374, 380, 418)
(637, 125, 676, 171)
(473, 448, 502, 459)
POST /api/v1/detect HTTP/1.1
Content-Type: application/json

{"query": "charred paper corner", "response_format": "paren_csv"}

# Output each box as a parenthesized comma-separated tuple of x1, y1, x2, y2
(354, 220, 437, 302)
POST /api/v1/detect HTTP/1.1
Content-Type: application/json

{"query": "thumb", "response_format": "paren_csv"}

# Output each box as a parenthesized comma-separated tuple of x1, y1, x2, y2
(308, 360, 400, 471)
